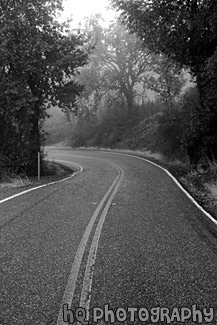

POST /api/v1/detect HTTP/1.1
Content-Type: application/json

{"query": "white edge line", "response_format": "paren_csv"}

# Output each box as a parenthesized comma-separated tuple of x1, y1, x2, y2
(100, 150, 217, 226)
(52, 147, 217, 227)
(0, 160, 83, 205)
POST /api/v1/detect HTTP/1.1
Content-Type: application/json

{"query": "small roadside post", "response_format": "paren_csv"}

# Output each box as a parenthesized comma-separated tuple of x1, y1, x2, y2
(38, 151, 40, 181)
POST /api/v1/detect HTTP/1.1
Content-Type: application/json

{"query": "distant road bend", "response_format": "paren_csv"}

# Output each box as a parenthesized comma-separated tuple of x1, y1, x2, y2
(0, 147, 217, 325)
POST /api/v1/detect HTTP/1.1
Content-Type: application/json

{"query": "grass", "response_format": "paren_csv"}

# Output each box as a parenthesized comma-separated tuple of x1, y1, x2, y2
(0, 160, 73, 202)
(0, 174, 31, 189)
(79, 146, 164, 161)
(206, 183, 217, 207)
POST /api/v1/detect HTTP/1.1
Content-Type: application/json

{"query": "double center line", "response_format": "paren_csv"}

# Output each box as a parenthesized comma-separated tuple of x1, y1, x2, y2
(56, 159, 124, 325)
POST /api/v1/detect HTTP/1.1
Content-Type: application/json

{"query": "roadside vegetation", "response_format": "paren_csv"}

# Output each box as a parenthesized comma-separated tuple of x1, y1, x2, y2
(0, 0, 88, 178)
(109, 0, 217, 219)
(1, 0, 217, 217)
(59, 2, 216, 219)
(0, 159, 73, 202)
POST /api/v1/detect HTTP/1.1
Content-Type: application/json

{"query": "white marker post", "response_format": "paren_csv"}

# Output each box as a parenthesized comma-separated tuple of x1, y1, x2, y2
(38, 151, 40, 181)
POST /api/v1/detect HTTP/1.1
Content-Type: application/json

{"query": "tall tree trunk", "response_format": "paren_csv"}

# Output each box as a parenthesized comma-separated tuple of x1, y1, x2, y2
(125, 91, 134, 120)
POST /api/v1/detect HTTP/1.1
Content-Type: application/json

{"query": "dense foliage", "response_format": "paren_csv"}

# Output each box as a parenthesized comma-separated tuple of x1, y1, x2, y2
(112, 0, 217, 164)
(0, 0, 87, 175)
(112, 0, 217, 71)
(68, 17, 185, 149)
(77, 18, 185, 115)
(70, 100, 162, 148)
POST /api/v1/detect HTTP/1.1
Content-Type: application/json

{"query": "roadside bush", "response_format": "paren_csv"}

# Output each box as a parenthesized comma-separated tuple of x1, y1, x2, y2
(156, 87, 201, 160)
(70, 99, 164, 149)
(70, 101, 129, 148)
(88, 110, 130, 148)
(134, 98, 164, 121)
(70, 118, 97, 147)
(156, 106, 184, 158)
(0, 154, 12, 180)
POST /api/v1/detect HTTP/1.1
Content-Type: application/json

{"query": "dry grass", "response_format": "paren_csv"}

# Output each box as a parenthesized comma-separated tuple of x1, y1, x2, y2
(115, 149, 164, 161)
(0, 175, 31, 189)
(79, 147, 164, 161)
(206, 183, 217, 206)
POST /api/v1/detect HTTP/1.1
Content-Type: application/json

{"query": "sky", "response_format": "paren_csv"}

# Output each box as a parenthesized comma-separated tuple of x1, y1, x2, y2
(60, 0, 116, 27)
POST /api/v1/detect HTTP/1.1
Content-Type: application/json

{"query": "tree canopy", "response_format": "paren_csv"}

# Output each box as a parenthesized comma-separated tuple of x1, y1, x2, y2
(112, 0, 217, 73)
(0, 0, 88, 174)
(76, 17, 185, 121)
(112, 0, 217, 161)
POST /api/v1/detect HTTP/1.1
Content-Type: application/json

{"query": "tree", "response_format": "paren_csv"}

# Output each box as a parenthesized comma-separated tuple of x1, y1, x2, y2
(0, 70, 33, 172)
(112, 0, 217, 72)
(100, 22, 152, 117)
(0, 0, 88, 174)
(144, 55, 186, 108)
(112, 0, 217, 160)
(77, 16, 185, 120)
(77, 19, 153, 119)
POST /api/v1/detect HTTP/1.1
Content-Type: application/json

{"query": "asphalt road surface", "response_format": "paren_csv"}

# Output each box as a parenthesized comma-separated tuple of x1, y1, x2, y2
(0, 148, 217, 325)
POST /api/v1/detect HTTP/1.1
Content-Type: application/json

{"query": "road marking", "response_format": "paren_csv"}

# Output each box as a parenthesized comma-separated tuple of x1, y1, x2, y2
(0, 160, 83, 205)
(50, 148, 217, 226)
(79, 163, 124, 320)
(99, 150, 217, 226)
(56, 162, 123, 325)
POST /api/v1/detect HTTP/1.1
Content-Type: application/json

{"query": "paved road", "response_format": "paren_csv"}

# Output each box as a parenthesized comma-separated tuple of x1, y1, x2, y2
(0, 148, 217, 325)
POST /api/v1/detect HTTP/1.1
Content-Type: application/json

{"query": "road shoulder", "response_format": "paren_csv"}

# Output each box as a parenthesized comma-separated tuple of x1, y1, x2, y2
(0, 162, 74, 202)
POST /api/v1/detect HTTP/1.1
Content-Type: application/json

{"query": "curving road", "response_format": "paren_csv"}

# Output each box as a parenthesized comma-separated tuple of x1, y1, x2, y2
(0, 147, 217, 325)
